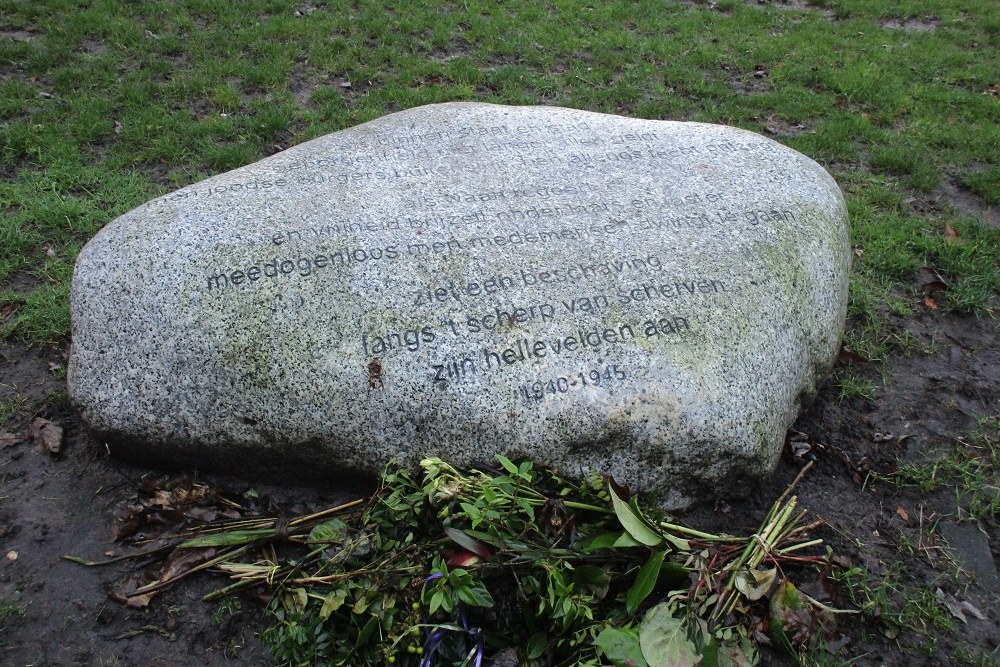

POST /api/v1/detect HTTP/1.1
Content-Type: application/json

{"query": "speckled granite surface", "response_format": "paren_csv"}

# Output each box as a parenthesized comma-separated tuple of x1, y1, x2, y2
(69, 103, 849, 506)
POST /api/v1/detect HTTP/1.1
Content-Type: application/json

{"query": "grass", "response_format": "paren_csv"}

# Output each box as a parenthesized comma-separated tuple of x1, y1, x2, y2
(833, 563, 958, 657)
(0, 598, 25, 646)
(1, 1, 998, 665)
(0, 0, 998, 342)
(892, 414, 1000, 522)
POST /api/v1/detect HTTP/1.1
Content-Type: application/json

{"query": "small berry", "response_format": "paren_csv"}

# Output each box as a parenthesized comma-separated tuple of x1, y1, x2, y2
(411, 602, 420, 611)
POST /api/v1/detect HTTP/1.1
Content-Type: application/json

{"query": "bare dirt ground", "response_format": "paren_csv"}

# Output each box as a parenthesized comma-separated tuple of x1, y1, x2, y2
(1, 300, 998, 665)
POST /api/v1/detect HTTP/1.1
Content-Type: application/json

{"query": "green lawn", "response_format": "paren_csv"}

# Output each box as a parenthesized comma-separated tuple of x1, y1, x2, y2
(2, 1, 999, 665)
(1, 0, 998, 344)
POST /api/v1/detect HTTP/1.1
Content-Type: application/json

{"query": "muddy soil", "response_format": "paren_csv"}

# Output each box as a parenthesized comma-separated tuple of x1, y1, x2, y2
(1, 302, 998, 665)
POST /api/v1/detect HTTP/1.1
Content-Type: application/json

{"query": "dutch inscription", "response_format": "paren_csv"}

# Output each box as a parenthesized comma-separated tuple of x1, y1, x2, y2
(70, 103, 850, 507)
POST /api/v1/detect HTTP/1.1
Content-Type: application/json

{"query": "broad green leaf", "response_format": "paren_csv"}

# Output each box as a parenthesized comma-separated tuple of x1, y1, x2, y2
(614, 532, 644, 548)
(496, 455, 519, 475)
(573, 564, 611, 599)
(445, 527, 492, 558)
(456, 581, 494, 608)
(610, 487, 663, 547)
(663, 533, 691, 552)
(639, 603, 701, 667)
(526, 632, 547, 659)
(319, 589, 347, 620)
(595, 627, 649, 667)
(307, 518, 348, 543)
(355, 616, 378, 648)
(577, 531, 622, 552)
(180, 528, 272, 548)
(462, 528, 509, 549)
(627, 551, 666, 615)
(284, 587, 307, 614)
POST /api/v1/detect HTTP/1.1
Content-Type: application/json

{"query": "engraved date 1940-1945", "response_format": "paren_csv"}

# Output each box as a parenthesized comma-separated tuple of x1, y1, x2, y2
(516, 365, 627, 403)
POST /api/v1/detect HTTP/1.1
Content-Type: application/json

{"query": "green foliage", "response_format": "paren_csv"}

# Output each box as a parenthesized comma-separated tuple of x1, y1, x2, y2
(891, 414, 1000, 521)
(240, 458, 827, 665)
(0, 598, 25, 647)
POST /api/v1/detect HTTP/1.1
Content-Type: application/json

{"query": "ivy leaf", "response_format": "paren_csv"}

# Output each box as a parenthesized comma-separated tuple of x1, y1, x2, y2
(595, 627, 649, 667)
(639, 603, 702, 667)
(627, 551, 666, 615)
(610, 487, 663, 547)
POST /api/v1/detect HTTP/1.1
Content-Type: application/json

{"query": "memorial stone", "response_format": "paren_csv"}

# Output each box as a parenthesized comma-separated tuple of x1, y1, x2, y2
(69, 103, 850, 507)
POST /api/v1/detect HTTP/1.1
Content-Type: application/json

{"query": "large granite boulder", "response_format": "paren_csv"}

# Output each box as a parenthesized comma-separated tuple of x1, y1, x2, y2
(69, 103, 849, 506)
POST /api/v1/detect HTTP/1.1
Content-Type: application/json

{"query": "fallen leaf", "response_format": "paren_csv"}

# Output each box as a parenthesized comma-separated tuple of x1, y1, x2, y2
(944, 222, 960, 243)
(896, 506, 909, 521)
(826, 635, 850, 655)
(735, 567, 778, 601)
(924, 296, 939, 310)
(156, 546, 217, 584)
(838, 346, 868, 365)
(113, 120, 122, 134)
(0, 432, 24, 449)
(639, 603, 701, 667)
(960, 600, 986, 621)
(45, 244, 56, 257)
(111, 512, 141, 541)
(935, 588, 967, 623)
(28, 418, 63, 455)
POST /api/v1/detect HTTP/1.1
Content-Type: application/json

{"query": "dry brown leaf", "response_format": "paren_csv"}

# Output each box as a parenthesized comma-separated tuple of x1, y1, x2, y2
(960, 600, 986, 620)
(28, 418, 63, 455)
(111, 513, 141, 542)
(0, 432, 24, 449)
(896, 506, 909, 521)
(838, 346, 869, 365)
(936, 588, 968, 623)
(924, 296, 939, 310)
(944, 222, 961, 243)
(155, 546, 218, 585)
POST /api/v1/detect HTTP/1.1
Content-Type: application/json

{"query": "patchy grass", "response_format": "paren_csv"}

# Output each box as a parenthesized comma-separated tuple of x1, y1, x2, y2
(1, 0, 998, 342)
(0, 598, 25, 647)
(892, 414, 1000, 522)
(833, 563, 958, 656)
(1, 1, 999, 665)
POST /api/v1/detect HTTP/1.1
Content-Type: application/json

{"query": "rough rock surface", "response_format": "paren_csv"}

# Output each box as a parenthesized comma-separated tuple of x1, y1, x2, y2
(69, 103, 849, 506)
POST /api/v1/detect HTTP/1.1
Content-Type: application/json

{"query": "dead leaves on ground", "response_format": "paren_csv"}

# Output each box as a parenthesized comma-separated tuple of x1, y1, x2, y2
(101, 475, 248, 607)
(28, 417, 62, 456)
(0, 431, 24, 449)
(111, 474, 243, 542)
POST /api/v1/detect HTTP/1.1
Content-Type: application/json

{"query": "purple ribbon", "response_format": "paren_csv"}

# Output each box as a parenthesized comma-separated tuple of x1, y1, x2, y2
(419, 573, 484, 667)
